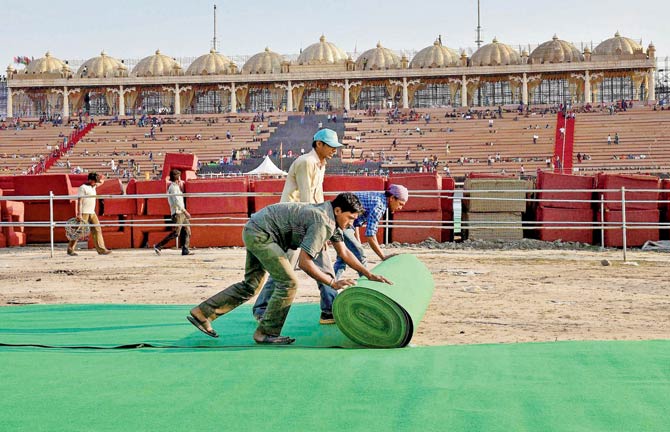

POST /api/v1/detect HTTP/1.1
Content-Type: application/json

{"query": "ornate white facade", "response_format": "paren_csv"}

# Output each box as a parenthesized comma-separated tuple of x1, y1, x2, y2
(5, 32, 657, 117)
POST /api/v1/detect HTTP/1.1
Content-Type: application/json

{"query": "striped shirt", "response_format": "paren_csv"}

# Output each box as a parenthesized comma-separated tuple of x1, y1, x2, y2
(248, 201, 343, 258)
(352, 191, 388, 237)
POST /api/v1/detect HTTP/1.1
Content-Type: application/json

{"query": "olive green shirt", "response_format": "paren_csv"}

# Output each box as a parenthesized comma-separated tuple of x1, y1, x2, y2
(248, 201, 343, 258)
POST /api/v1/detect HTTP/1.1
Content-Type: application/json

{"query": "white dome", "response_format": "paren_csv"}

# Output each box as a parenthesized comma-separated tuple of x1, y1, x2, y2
(78, 52, 128, 78)
(355, 42, 400, 70)
(297, 35, 347, 65)
(471, 38, 521, 66)
(529, 35, 583, 64)
(24, 52, 70, 75)
(186, 49, 233, 75)
(131, 50, 183, 77)
(241, 47, 284, 74)
(594, 31, 643, 56)
(410, 40, 460, 68)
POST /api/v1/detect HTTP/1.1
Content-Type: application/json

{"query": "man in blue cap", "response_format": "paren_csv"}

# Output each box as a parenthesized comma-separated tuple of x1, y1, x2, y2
(253, 128, 343, 324)
(334, 184, 408, 279)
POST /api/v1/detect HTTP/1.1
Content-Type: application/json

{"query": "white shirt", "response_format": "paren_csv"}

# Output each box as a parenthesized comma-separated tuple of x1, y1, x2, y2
(78, 184, 97, 214)
(167, 182, 186, 214)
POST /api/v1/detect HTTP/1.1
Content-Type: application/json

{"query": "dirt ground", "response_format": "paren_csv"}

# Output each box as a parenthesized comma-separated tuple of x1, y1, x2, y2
(1, 245, 669, 346)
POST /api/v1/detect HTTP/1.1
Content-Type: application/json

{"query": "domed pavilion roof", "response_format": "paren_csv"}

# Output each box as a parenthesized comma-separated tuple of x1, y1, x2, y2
(529, 35, 583, 63)
(241, 47, 284, 74)
(410, 40, 460, 68)
(24, 52, 70, 75)
(297, 35, 347, 65)
(186, 49, 233, 75)
(77, 51, 128, 78)
(131, 50, 182, 77)
(593, 31, 643, 56)
(470, 38, 521, 66)
(355, 42, 400, 70)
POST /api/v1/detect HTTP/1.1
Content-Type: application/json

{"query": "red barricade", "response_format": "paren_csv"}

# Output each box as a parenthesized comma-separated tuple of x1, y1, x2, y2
(323, 176, 386, 198)
(13, 174, 76, 243)
(391, 210, 445, 243)
(129, 215, 170, 248)
(185, 178, 249, 215)
(441, 177, 455, 213)
(251, 179, 285, 212)
(388, 173, 441, 212)
(135, 180, 171, 216)
(190, 213, 247, 247)
(536, 207, 594, 244)
(537, 171, 595, 209)
(467, 172, 518, 179)
(597, 174, 659, 211)
(598, 209, 660, 247)
(87, 215, 132, 250)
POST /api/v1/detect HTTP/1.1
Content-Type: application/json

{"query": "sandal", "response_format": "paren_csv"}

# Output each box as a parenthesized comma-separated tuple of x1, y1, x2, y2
(186, 313, 218, 338)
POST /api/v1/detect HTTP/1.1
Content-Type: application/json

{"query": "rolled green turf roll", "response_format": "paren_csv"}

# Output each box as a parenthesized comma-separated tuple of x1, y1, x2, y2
(333, 254, 434, 348)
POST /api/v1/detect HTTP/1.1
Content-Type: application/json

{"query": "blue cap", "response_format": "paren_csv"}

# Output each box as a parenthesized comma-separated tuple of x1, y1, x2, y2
(313, 128, 344, 148)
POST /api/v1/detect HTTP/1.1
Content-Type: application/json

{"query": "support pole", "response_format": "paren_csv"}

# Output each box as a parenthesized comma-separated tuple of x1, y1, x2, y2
(49, 191, 55, 258)
(461, 75, 468, 107)
(63, 87, 69, 118)
(384, 208, 389, 245)
(6, 88, 12, 118)
(402, 77, 409, 109)
(522, 73, 528, 106)
(119, 85, 125, 116)
(344, 79, 351, 111)
(174, 84, 181, 115)
(286, 80, 293, 112)
(621, 187, 627, 261)
(230, 82, 237, 113)
(648, 68, 656, 102)
(584, 70, 592, 104)
(600, 194, 605, 250)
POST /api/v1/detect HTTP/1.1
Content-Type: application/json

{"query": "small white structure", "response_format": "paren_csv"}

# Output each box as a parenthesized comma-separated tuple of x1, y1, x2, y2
(246, 156, 288, 176)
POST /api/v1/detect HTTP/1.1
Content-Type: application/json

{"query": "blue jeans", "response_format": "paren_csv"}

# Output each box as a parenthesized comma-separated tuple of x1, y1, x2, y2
(333, 227, 367, 280)
(252, 247, 337, 318)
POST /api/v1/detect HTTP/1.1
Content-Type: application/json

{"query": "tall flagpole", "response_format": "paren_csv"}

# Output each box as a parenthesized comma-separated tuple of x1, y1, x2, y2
(476, 0, 483, 48)
(212, 4, 218, 51)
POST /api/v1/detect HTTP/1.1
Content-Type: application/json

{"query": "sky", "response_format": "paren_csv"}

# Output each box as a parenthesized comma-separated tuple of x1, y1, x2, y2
(1, 0, 668, 71)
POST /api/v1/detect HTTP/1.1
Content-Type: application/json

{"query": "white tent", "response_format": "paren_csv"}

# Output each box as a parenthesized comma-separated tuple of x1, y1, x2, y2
(246, 156, 288, 175)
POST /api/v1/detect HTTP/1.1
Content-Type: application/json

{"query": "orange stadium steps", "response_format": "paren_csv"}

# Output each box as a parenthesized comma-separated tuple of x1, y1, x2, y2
(597, 174, 660, 211)
(598, 209, 660, 248)
(185, 178, 249, 215)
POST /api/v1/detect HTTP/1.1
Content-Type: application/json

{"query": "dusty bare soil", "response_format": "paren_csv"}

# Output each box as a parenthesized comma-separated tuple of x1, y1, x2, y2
(1, 245, 669, 346)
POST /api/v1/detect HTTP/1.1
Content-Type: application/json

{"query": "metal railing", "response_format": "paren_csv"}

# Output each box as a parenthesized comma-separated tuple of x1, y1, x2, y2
(1, 187, 668, 261)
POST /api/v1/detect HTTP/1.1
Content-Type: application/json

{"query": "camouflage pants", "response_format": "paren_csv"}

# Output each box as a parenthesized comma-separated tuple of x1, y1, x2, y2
(198, 224, 297, 336)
